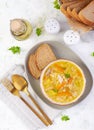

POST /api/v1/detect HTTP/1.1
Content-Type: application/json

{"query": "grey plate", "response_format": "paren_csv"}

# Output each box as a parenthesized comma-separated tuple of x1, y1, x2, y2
(25, 41, 93, 109)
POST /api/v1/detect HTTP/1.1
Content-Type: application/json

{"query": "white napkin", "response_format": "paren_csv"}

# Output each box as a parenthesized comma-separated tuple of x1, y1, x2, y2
(0, 65, 61, 130)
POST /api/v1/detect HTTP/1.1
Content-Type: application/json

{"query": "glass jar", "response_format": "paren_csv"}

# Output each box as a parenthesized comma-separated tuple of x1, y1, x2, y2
(10, 19, 33, 41)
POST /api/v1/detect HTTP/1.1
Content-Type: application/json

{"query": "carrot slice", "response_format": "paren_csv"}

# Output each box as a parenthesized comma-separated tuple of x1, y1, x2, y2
(58, 91, 72, 96)
(57, 86, 72, 96)
(77, 70, 82, 76)
(68, 77, 73, 84)
(54, 64, 64, 72)
(56, 82, 67, 90)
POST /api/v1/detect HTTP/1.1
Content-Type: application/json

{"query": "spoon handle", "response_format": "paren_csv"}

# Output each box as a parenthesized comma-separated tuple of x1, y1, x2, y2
(27, 91, 53, 125)
(20, 96, 49, 126)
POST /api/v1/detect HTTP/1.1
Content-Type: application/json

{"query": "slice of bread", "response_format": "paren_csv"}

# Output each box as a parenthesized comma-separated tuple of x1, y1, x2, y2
(67, 0, 88, 20)
(59, 0, 63, 4)
(60, 4, 71, 17)
(60, 1, 79, 17)
(28, 54, 41, 79)
(61, 0, 78, 3)
(72, 8, 83, 21)
(67, 1, 82, 17)
(72, 0, 92, 22)
(79, 0, 94, 26)
(35, 44, 56, 70)
(67, 18, 93, 32)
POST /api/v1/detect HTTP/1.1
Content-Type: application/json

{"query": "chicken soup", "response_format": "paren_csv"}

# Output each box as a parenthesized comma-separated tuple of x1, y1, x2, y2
(40, 60, 86, 105)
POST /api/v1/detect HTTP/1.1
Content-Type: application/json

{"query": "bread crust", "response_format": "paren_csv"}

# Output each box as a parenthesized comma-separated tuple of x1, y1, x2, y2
(66, 1, 84, 20)
(79, 11, 94, 26)
(60, 5, 71, 18)
(72, 9, 81, 21)
(78, 0, 94, 26)
(67, 18, 92, 32)
(35, 44, 56, 70)
(72, 0, 93, 22)
(67, 7, 73, 17)
(61, 0, 78, 3)
(60, 0, 79, 18)
(28, 54, 41, 79)
(66, 0, 85, 21)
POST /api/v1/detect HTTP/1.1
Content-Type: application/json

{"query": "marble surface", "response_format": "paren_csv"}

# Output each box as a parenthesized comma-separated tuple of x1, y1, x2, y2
(0, 0, 94, 130)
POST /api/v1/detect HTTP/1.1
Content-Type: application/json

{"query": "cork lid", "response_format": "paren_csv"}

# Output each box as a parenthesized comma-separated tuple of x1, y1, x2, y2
(10, 19, 27, 36)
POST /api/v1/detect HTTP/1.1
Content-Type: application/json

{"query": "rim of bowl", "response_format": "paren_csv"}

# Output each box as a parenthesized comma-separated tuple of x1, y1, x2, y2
(40, 59, 86, 106)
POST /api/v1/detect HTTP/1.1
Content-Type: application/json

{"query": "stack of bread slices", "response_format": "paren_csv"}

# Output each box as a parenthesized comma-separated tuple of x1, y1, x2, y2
(60, 0, 94, 31)
(28, 44, 56, 79)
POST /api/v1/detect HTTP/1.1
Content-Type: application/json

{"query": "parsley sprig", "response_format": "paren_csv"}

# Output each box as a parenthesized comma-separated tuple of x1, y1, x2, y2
(8, 46, 21, 54)
(61, 115, 70, 121)
(53, 0, 60, 9)
(36, 28, 42, 36)
(65, 73, 70, 78)
(91, 52, 94, 57)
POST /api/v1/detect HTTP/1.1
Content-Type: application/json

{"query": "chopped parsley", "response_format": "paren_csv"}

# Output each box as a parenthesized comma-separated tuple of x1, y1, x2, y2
(8, 46, 21, 54)
(91, 52, 94, 57)
(65, 73, 70, 78)
(61, 115, 70, 121)
(53, 0, 60, 9)
(36, 28, 42, 36)
(53, 88, 58, 93)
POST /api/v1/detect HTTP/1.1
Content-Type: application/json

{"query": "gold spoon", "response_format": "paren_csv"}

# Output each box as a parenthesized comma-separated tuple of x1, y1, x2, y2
(11, 74, 52, 125)
(1, 78, 49, 126)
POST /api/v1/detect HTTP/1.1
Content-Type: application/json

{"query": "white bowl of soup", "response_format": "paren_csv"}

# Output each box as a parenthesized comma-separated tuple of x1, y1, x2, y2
(40, 59, 86, 105)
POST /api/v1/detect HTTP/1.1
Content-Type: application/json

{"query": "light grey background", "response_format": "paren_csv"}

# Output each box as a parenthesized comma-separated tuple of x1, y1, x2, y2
(0, 0, 94, 130)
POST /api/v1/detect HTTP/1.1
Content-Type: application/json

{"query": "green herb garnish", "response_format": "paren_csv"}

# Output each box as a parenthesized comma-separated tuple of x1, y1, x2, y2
(53, 88, 58, 93)
(65, 73, 70, 78)
(53, 0, 60, 9)
(61, 115, 70, 121)
(8, 46, 21, 54)
(36, 28, 42, 36)
(91, 52, 94, 57)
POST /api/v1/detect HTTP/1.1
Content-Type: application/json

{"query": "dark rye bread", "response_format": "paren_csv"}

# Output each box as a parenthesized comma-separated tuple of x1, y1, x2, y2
(60, 0, 94, 31)
(35, 44, 56, 70)
(28, 54, 41, 79)
(72, 0, 92, 22)
(66, 0, 88, 20)
(79, 0, 94, 26)
(67, 18, 92, 32)
(67, 1, 81, 17)
(60, 1, 79, 17)
(61, 0, 78, 3)
(60, 4, 71, 17)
